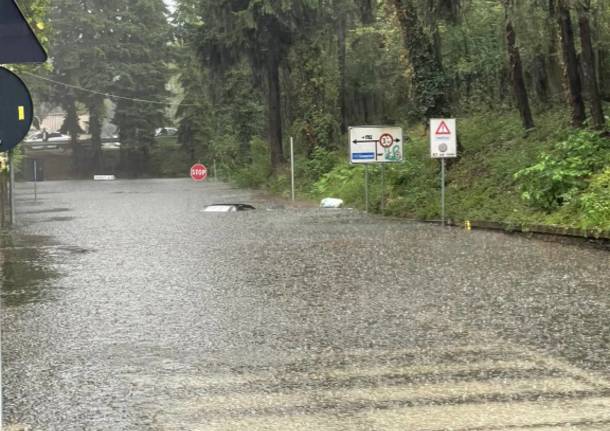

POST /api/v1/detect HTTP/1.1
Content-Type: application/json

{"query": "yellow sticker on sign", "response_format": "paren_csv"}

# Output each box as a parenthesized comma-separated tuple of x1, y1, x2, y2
(18, 106, 25, 121)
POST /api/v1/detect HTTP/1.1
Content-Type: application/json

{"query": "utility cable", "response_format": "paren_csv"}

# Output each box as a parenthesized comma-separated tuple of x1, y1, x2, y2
(20, 71, 198, 107)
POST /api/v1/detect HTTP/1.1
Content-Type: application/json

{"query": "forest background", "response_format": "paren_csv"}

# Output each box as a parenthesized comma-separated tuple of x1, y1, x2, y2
(14, 0, 610, 232)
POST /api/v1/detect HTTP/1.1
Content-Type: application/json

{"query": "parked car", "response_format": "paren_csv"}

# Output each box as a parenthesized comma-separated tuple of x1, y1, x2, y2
(154, 127, 178, 137)
(202, 204, 256, 213)
(25, 131, 70, 143)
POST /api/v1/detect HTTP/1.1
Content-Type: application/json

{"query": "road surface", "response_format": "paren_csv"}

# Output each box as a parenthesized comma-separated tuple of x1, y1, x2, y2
(2, 179, 609, 430)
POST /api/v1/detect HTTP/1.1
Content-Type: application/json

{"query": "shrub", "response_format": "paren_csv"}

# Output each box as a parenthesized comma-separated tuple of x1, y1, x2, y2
(514, 130, 610, 211)
(233, 137, 271, 187)
(579, 167, 610, 231)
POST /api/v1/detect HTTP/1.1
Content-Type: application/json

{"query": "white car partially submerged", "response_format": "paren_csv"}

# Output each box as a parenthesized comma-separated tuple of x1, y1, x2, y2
(202, 204, 256, 213)
(25, 131, 70, 143)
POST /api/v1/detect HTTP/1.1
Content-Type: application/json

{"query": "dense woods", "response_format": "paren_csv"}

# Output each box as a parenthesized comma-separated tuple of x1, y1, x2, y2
(20, 0, 610, 230)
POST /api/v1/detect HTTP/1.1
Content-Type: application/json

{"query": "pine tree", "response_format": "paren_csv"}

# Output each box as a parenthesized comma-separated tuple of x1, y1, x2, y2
(111, 0, 172, 177)
(198, 0, 319, 172)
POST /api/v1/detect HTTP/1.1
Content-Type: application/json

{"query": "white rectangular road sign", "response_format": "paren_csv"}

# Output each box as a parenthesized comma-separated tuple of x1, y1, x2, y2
(350, 126, 403, 164)
(430, 119, 457, 158)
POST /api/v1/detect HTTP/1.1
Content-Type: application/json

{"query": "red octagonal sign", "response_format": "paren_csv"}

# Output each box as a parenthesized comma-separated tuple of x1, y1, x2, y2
(190, 163, 208, 182)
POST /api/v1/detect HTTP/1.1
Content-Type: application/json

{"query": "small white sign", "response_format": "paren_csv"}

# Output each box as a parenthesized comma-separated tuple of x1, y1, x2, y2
(430, 119, 457, 158)
(93, 175, 116, 181)
(349, 126, 403, 164)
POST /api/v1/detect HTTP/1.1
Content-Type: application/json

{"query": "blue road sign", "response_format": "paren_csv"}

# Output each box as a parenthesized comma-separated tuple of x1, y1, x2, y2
(0, 0, 47, 63)
(0, 67, 34, 152)
(352, 153, 375, 160)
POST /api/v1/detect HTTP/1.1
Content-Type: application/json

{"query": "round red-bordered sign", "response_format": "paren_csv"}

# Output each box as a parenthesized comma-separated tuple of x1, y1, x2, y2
(190, 163, 208, 181)
(379, 133, 395, 148)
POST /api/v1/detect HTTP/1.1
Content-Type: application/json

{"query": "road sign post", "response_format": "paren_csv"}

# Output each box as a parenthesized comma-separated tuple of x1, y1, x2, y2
(364, 164, 369, 213)
(9, 150, 15, 224)
(190, 163, 208, 182)
(290, 137, 295, 202)
(430, 119, 457, 226)
(33, 159, 37, 201)
(349, 126, 403, 214)
(1, 5, 48, 421)
(381, 164, 385, 215)
(441, 158, 446, 226)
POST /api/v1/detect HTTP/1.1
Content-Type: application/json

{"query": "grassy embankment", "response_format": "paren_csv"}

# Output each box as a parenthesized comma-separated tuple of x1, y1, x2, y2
(274, 109, 610, 234)
(157, 109, 609, 234)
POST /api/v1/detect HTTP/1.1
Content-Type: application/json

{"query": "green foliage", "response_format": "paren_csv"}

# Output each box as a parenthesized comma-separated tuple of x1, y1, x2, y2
(579, 167, 610, 231)
(514, 131, 610, 211)
(312, 162, 367, 205)
(232, 137, 272, 188)
(302, 146, 340, 183)
(149, 136, 191, 177)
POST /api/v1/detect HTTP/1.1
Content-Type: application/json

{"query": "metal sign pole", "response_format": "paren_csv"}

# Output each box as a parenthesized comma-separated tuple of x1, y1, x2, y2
(364, 164, 369, 213)
(34, 159, 37, 201)
(214, 159, 217, 181)
(9, 150, 15, 225)
(290, 137, 295, 202)
(441, 158, 446, 226)
(381, 164, 385, 215)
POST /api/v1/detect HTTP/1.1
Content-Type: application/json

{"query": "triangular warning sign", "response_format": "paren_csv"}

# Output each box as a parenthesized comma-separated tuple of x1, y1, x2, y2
(0, 0, 47, 63)
(435, 121, 451, 135)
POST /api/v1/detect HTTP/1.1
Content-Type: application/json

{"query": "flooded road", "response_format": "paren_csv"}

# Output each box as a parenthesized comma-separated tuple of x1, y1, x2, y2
(2, 179, 610, 430)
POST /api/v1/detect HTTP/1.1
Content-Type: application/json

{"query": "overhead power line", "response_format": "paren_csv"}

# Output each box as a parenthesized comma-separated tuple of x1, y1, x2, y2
(21, 71, 196, 106)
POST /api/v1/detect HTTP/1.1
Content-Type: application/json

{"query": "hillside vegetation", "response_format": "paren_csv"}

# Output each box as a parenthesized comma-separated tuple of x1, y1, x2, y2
(230, 108, 610, 233)
(24, 0, 610, 232)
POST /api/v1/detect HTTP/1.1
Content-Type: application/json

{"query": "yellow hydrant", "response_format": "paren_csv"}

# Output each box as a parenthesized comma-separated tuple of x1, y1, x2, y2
(465, 220, 472, 231)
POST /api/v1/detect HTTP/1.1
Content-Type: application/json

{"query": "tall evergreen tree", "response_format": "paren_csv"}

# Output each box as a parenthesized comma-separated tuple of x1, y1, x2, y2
(502, 0, 535, 130)
(391, 0, 451, 120)
(198, 0, 319, 172)
(111, 0, 172, 177)
(577, 0, 605, 130)
(44, 0, 127, 175)
(556, 0, 587, 127)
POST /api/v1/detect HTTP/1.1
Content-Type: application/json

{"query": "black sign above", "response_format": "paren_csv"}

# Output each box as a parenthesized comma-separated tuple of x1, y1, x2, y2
(0, 0, 47, 63)
(0, 67, 34, 152)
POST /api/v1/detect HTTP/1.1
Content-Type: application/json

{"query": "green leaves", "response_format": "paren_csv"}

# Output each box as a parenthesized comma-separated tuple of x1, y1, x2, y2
(514, 130, 610, 211)
(579, 167, 610, 230)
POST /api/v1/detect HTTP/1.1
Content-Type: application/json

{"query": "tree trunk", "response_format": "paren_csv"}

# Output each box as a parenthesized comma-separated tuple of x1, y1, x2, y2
(359, 0, 375, 25)
(505, 16, 535, 130)
(267, 54, 284, 171)
(557, 0, 586, 127)
(61, 96, 82, 177)
(392, 0, 450, 120)
(546, 0, 564, 100)
(354, 0, 377, 124)
(577, 2, 605, 130)
(88, 97, 104, 173)
(598, 49, 610, 101)
(337, 12, 348, 134)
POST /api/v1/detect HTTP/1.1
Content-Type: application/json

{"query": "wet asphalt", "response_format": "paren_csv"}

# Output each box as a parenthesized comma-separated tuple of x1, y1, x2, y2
(1, 179, 609, 431)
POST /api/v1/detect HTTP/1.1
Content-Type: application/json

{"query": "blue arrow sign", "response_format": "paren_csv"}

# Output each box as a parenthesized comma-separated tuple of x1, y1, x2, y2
(0, 0, 47, 63)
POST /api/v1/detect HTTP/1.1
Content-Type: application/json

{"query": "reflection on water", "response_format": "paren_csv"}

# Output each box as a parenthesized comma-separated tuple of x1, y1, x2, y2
(0, 232, 59, 307)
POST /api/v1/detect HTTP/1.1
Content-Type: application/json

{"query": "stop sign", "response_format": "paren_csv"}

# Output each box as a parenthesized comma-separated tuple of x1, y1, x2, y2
(190, 163, 208, 181)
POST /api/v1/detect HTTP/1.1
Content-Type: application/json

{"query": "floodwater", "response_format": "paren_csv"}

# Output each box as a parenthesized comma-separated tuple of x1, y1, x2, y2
(1, 179, 609, 430)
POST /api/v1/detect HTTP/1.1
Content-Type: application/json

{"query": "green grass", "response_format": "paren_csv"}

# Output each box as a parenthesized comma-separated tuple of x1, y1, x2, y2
(303, 108, 610, 233)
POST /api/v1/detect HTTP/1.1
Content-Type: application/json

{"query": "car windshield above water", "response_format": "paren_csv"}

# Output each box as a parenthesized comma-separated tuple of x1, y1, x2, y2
(202, 204, 255, 212)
